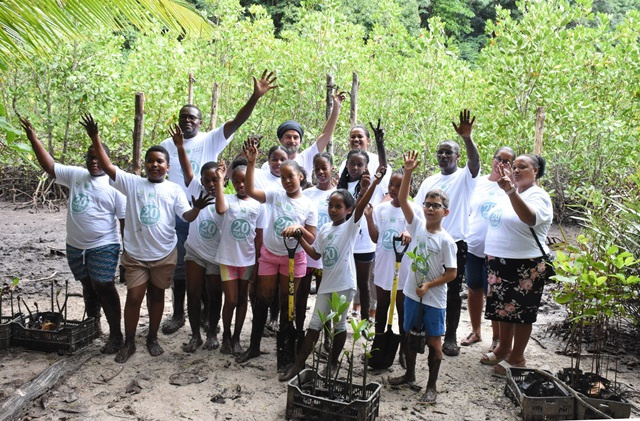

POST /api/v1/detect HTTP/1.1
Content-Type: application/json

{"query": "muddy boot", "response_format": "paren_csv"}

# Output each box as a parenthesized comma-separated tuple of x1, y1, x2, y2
(443, 300, 461, 357)
(162, 279, 185, 334)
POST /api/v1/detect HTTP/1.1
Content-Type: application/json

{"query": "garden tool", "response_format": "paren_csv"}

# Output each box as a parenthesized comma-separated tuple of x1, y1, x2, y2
(277, 234, 301, 371)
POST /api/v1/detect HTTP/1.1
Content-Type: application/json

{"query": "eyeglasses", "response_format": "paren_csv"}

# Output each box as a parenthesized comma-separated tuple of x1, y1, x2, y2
(179, 114, 200, 122)
(423, 202, 444, 210)
(493, 156, 512, 165)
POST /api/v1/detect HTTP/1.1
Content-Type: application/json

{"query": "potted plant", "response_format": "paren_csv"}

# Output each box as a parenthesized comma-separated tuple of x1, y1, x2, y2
(285, 292, 382, 421)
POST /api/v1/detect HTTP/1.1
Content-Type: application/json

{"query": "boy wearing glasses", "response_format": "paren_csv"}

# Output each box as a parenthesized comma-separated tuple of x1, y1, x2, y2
(159, 70, 278, 334)
(389, 151, 457, 405)
(413, 109, 480, 356)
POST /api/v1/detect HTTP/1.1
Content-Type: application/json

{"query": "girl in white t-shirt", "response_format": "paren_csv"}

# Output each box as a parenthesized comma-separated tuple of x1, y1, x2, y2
(337, 149, 385, 321)
(236, 139, 318, 365)
(253, 145, 288, 192)
(213, 158, 265, 355)
(298, 152, 336, 327)
(279, 165, 386, 381)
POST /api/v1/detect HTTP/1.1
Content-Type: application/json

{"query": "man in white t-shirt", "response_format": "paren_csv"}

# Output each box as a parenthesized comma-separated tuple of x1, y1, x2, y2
(21, 117, 126, 355)
(160, 70, 278, 334)
(413, 109, 480, 357)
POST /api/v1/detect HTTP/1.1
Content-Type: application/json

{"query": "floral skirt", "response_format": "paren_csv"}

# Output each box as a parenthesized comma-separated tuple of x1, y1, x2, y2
(484, 255, 549, 324)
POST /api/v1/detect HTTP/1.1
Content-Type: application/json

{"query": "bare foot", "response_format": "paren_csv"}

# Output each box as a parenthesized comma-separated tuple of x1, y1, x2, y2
(114, 341, 136, 363)
(146, 338, 164, 357)
(388, 373, 415, 386)
(182, 335, 203, 353)
(202, 335, 220, 350)
(220, 338, 232, 354)
(101, 333, 123, 355)
(418, 387, 437, 404)
(236, 347, 261, 363)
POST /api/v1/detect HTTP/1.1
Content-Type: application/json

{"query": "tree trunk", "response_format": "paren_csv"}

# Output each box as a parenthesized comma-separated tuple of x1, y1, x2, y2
(209, 82, 219, 131)
(325, 74, 335, 156)
(188, 73, 195, 105)
(534, 106, 545, 155)
(132, 92, 145, 175)
(350, 72, 358, 127)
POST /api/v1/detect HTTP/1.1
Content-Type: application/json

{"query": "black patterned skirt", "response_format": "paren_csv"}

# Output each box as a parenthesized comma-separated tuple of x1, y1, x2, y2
(484, 255, 549, 324)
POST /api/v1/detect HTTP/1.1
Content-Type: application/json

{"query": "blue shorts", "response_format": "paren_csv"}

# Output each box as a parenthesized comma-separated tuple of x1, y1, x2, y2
(403, 297, 445, 337)
(66, 243, 120, 283)
(466, 252, 488, 293)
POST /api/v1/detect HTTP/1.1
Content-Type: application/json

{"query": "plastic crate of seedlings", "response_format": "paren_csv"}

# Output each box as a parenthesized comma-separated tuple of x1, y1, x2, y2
(505, 368, 575, 421)
(1, 315, 21, 351)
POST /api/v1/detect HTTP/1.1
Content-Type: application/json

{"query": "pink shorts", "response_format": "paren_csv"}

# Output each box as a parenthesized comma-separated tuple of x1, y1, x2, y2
(258, 245, 307, 278)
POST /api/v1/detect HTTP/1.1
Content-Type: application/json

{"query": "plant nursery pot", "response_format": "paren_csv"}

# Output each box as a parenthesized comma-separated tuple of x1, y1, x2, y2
(286, 368, 382, 421)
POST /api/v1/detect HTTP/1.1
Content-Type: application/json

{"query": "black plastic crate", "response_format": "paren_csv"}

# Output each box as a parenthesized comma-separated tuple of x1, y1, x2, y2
(0, 315, 16, 351)
(11, 313, 98, 355)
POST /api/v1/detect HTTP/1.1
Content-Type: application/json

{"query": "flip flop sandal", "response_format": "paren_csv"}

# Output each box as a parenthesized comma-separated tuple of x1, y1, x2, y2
(492, 360, 511, 378)
(480, 351, 503, 366)
(461, 332, 481, 346)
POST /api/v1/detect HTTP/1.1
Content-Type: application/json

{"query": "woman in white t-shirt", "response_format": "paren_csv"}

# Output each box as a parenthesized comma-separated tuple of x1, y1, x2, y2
(461, 147, 515, 352)
(236, 140, 318, 365)
(481, 154, 553, 377)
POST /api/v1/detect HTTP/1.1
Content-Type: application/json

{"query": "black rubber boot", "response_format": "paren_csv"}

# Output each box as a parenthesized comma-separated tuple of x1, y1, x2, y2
(80, 278, 102, 335)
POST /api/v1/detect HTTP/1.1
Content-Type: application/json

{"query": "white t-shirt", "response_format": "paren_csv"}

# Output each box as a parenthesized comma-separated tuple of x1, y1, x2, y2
(254, 168, 284, 192)
(184, 178, 224, 261)
(347, 180, 384, 254)
(467, 176, 505, 258)
(112, 168, 191, 261)
(160, 125, 231, 194)
(371, 201, 421, 291)
(303, 186, 335, 269)
(261, 141, 320, 176)
(338, 152, 392, 195)
(484, 185, 553, 259)
(414, 165, 478, 242)
(263, 190, 317, 256)
(402, 218, 457, 309)
(312, 216, 361, 294)
(216, 195, 266, 267)
(54, 164, 126, 250)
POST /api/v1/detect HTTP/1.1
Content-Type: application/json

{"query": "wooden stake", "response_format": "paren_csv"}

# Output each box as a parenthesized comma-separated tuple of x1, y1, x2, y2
(350, 72, 358, 127)
(534, 106, 545, 155)
(132, 92, 145, 176)
(209, 82, 220, 131)
(188, 73, 195, 105)
(325, 74, 335, 156)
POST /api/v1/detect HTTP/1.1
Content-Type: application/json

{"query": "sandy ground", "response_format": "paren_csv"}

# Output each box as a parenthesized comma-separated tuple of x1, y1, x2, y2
(0, 202, 639, 420)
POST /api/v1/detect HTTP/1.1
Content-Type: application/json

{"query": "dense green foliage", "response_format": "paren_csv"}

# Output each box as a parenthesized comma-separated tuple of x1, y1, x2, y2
(1, 0, 639, 222)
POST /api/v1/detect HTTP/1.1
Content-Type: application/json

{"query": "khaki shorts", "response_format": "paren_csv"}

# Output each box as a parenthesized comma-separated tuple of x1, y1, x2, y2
(121, 248, 177, 290)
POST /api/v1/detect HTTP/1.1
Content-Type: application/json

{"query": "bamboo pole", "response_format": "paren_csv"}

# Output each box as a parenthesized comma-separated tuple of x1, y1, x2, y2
(209, 82, 219, 131)
(132, 92, 145, 175)
(325, 74, 335, 156)
(350, 72, 358, 127)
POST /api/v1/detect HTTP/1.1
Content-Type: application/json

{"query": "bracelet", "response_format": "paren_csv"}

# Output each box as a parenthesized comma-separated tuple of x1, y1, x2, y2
(506, 186, 517, 195)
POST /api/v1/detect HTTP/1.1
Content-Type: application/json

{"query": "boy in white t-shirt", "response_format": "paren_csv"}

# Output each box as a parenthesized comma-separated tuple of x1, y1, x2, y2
(389, 151, 457, 405)
(21, 117, 125, 355)
(81, 114, 213, 364)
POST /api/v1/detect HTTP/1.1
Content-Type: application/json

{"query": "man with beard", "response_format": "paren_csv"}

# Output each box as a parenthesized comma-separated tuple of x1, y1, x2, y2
(160, 70, 278, 334)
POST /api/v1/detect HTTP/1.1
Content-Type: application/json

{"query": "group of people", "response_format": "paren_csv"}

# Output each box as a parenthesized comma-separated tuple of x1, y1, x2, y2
(18, 70, 554, 405)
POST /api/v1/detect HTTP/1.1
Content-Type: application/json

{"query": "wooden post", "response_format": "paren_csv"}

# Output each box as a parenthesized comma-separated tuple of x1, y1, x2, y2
(188, 73, 195, 105)
(325, 74, 335, 156)
(132, 92, 145, 176)
(350, 72, 358, 127)
(534, 106, 545, 155)
(209, 82, 219, 131)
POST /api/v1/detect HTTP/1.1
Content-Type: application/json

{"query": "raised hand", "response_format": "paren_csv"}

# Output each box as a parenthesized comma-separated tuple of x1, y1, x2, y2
(496, 162, 515, 192)
(360, 168, 372, 192)
(243, 138, 259, 164)
(373, 164, 386, 182)
(169, 124, 184, 148)
(333, 91, 348, 106)
(215, 160, 227, 180)
(19, 117, 36, 141)
(452, 109, 475, 138)
(369, 118, 385, 144)
(80, 113, 99, 138)
(191, 191, 214, 209)
(253, 69, 278, 98)
(403, 151, 420, 172)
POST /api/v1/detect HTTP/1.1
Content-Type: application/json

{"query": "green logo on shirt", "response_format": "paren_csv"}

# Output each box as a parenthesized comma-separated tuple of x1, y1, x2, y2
(71, 193, 90, 213)
(198, 219, 219, 239)
(323, 245, 339, 268)
(140, 204, 160, 225)
(274, 216, 294, 237)
(231, 219, 251, 240)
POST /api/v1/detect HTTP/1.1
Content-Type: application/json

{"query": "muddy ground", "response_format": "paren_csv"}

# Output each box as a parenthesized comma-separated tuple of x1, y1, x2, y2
(0, 203, 639, 420)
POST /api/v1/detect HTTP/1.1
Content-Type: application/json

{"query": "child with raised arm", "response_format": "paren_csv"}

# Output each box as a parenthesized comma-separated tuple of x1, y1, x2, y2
(20, 117, 125, 354)
(388, 151, 457, 405)
(235, 139, 317, 365)
(279, 165, 387, 381)
(213, 158, 265, 355)
(170, 124, 225, 353)
(80, 114, 213, 363)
